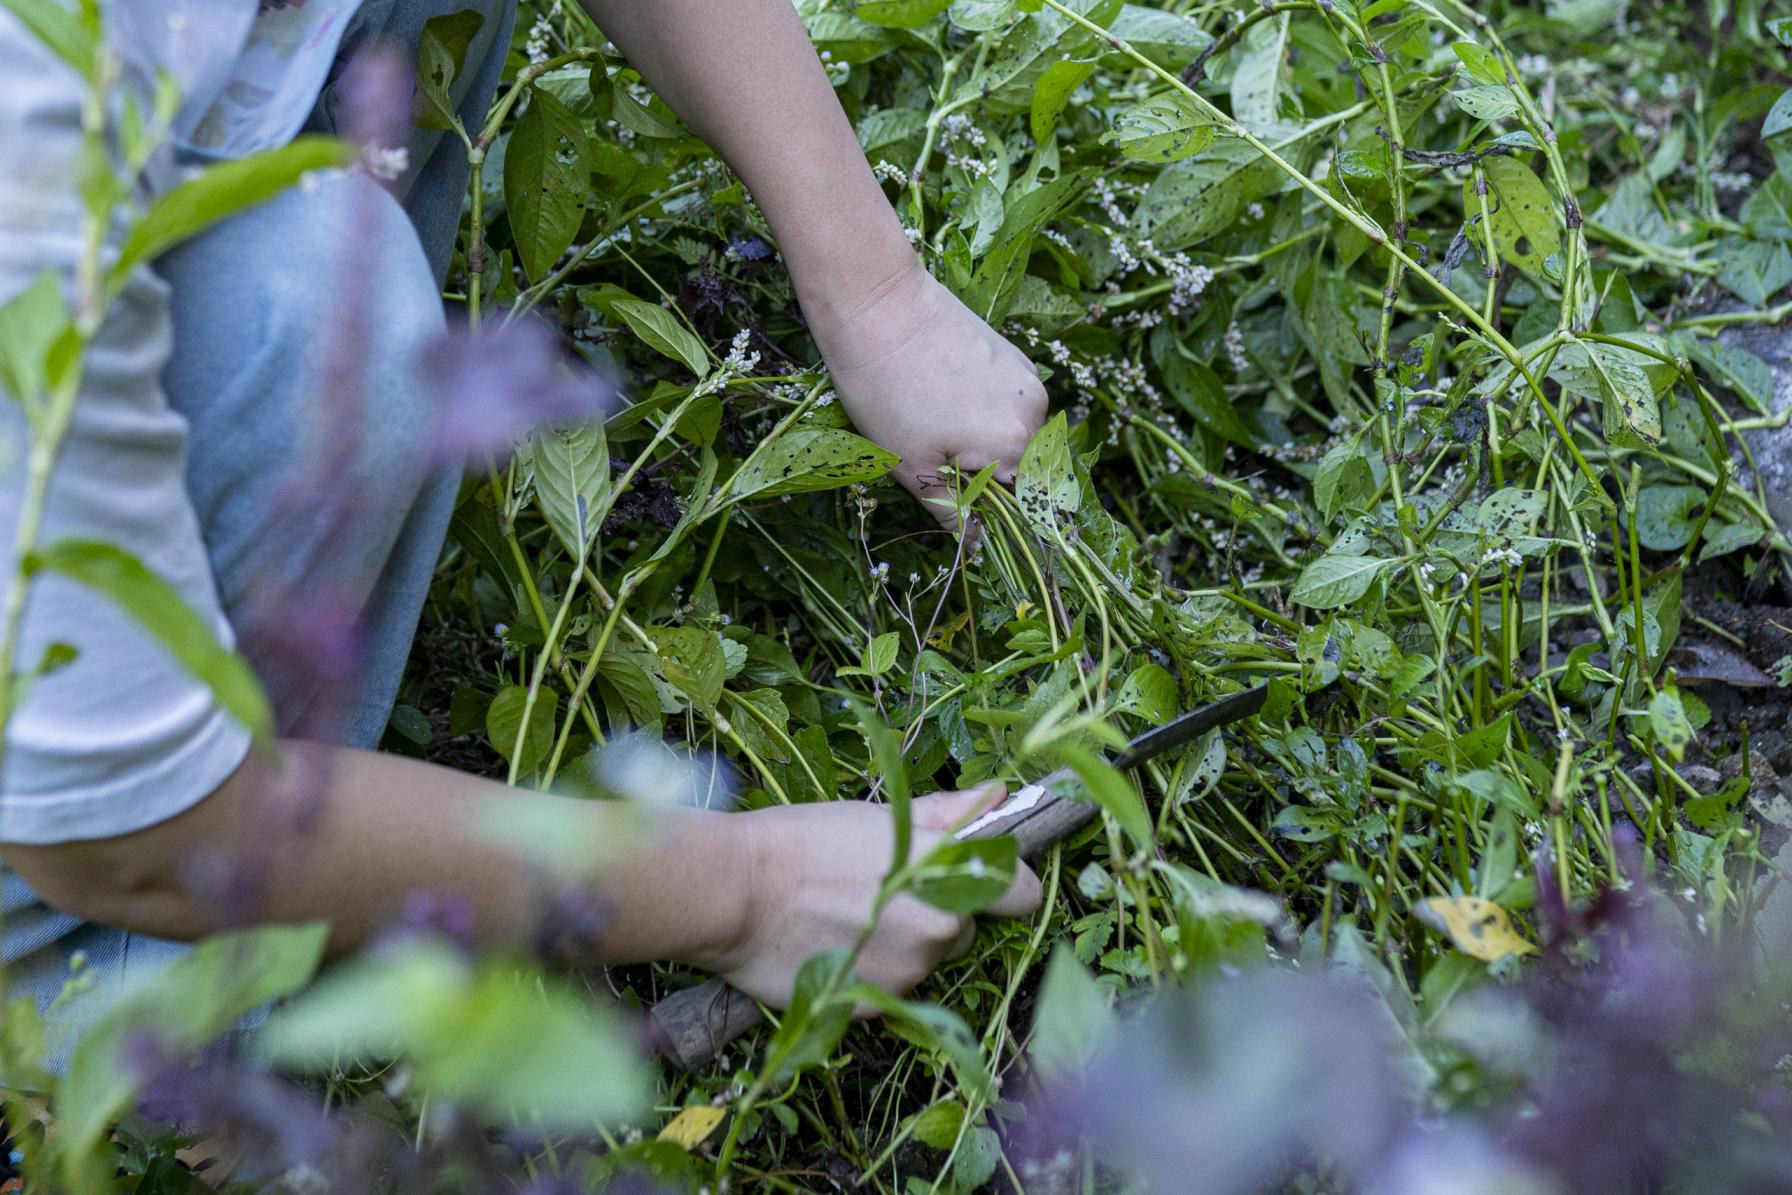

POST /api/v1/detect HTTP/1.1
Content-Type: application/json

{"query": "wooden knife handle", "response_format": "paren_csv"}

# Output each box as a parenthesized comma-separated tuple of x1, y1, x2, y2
(647, 771, 1089, 1071)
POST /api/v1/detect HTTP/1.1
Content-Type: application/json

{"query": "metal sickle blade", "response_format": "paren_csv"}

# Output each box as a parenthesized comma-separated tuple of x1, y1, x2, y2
(1113, 684, 1270, 770)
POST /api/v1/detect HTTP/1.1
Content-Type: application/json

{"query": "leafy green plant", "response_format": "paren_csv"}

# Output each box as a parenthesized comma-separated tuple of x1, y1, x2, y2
(5, 0, 1792, 1190)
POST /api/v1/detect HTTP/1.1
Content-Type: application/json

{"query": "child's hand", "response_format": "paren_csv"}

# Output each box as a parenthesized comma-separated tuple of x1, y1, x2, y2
(814, 266, 1049, 528)
(710, 786, 1041, 1009)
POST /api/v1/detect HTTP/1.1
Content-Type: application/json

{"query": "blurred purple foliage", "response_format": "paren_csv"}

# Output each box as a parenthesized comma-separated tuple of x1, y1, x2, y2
(423, 318, 618, 468)
(1030, 850, 1792, 1195)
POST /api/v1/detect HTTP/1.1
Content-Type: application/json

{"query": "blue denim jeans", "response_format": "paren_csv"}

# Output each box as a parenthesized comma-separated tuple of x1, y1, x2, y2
(1, 0, 514, 1071)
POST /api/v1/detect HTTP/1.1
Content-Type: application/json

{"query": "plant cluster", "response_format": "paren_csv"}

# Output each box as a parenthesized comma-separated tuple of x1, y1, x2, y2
(5, 0, 1792, 1191)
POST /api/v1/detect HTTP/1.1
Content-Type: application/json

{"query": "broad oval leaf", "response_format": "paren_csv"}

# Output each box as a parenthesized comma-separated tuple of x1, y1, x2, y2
(610, 297, 711, 378)
(1102, 92, 1217, 162)
(505, 85, 591, 281)
(486, 684, 559, 775)
(1031, 57, 1096, 143)
(727, 428, 899, 500)
(1466, 156, 1561, 275)
(1290, 553, 1393, 610)
(533, 421, 610, 559)
(856, 0, 949, 27)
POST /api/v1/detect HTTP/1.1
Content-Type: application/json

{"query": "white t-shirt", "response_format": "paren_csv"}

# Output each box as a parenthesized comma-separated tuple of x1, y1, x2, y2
(0, 1, 358, 229)
(174, 0, 361, 159)
(0, 0, 358, 844)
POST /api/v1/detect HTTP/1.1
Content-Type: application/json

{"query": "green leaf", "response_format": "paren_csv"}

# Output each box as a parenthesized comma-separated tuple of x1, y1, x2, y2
(610, 298, 710, 377)
(1161, 353, 1252, 446)
(728, 428, 899, 500)
(597, 647, 665, 733)
(1649, 687, 1694, 762)
(1313, 433, 1374, 519)
(649, 626, 726, 711)
(1136, 139, 1279, 248)
(1452, 41, 1506, 86)
(1029, 944, 1112, 1082)
(0, 269, 72, 409)
(1031, 57, 1096, 143)
(1586, 341, 1662, 448)
(1102, 91, 1217, 162)
(608, 80, 685, 139)
(533, 421, 610, 559)
(113, 137, 354, 285)
(1227, 11, 1285, 130)
(1716, 238, 1792, 306)
(1764, 88, 1792, 140)
(956, 1126, 1002, 1190)
(973, 0, 1119, 99)
(0, 0, 97, 77)
(731, 686, 792, 762)
(854, 700, 913, 871)
(1016, 411, 1082, 524)
(1058, 743, 1154, 846)
(962, 171, 1086, 322)
(505, 86, 592, 282)
(950, 0, 1018, 31)
(856, 0, 949, 27)
(25, 539, 271, 738)
(1113, 662, 1176, 724)
(1454, 85, 1519, 122)
(909, 1099, 967, 1149)
(839, 630, 902, 678)
(1467, 156, 1561, 275)
(63, 924, 328, 1165)
(485, 685, 559, 775)
(1105, 5, 1212, 70)
(765, 948, 856, 1081)
(1634, 484, 1707, 551)
(415, 9, 487, 130)
(263, 940, 646, 1130)
(1290, 553, 1393, 609)
(909, 835, 1017, 913)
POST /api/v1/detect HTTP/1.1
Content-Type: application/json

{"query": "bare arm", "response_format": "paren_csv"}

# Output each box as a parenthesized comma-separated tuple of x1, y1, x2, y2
(577, 0, 913, 340)
(3, 744, 745, 963)
(581, 0, 1049, 521)
(1, 745, 1038, 1005)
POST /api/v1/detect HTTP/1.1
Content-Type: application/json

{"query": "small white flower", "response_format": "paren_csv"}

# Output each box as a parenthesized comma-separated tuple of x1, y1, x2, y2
(1224, 321, 1249, 372)
(361, 145, 410, 182)
(722, 328, 760, 373)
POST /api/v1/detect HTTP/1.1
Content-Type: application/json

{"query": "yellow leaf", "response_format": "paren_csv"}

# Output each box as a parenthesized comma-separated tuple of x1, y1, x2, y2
(658, 1104, 727, 1150)
(926, 609, 972, 651)
(1414, 895, 1537, 962)
(1014, 600, 1036, 620)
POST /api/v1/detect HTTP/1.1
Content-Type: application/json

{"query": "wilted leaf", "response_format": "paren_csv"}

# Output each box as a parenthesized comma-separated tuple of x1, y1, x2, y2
(1467, 156, 1561, 275)
(1414, 896, 1537, 961)
(659, 1104, 728, 1150)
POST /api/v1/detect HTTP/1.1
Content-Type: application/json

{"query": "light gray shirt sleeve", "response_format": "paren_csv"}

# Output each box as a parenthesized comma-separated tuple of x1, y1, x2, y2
(0, 13, 253, 845)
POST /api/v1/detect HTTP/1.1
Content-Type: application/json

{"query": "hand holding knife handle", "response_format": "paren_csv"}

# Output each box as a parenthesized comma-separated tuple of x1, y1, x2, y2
(645, 685, 1268, 1070)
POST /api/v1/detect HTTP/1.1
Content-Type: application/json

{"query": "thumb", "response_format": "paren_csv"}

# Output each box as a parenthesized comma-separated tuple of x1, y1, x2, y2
(912, 782, 1008, 833)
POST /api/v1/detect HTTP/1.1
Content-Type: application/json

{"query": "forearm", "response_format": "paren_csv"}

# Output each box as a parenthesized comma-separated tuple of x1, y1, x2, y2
(0, 742, 751, 966)
(577, 0, 918, 337)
